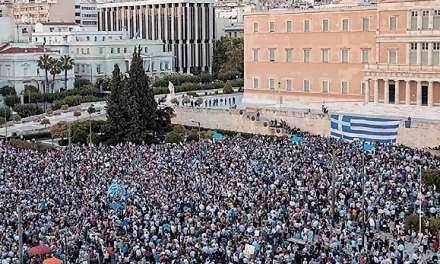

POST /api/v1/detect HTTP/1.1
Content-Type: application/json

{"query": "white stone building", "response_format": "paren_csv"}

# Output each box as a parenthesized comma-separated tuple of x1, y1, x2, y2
(0, 45, 75, 94)
(75, 0, 98, 28)
(96, 0, 216, 74)
(31, 22, 174, 84)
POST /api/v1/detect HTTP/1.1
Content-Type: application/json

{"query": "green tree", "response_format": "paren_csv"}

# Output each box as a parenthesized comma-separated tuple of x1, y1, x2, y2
(37, 54, 52, 94)
(212, 37, 244, 78)
(106, 64, 130, 143)
(0, 107, 11, 121)
(422, 169, 440, 190)
(4, 95, 20, 107)
(60, 55, 74, 91)
(49, 58, 62, 93)
(1, 86, 16, 96)
(223, 82, 234, 94)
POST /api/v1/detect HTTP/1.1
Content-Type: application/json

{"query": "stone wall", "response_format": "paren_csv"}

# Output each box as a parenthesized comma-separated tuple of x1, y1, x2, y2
(172, 108, 440, 148)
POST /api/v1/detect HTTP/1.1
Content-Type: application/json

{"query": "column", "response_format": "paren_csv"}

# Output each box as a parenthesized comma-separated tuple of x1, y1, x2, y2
(373, 79, 379, 103)
(158, 4, 162, 40)
(103, 8, 107, 31)
(364, 79, 370, 103)
(110, 8, 114, 31)
(395, 80, 400, 104)
(171, 4, 175, 42)
(115, 7, 119, 31)
(416, 81, 422, 106)
(177, 4, 183, 72)
(384, 79, 389, 104)
(187, 3, 192, 73)
(164, 5, 168, 42)
(127, 7, 132, 38)
(122, 7, 126, 32)
(406, 43, 410, 65)
(201, 4, 206, 70)
(133, 6, 137, 38)
(417, 10, 422, 30)
(405, 80, 411, 105)
(208, 5, 214, 72)
(195, 4, 199, 68)
(152, 5, 156, 40)
(139, 6, 144, 39)
(428, 81, 433, 106)
(429, 9, 434, 29)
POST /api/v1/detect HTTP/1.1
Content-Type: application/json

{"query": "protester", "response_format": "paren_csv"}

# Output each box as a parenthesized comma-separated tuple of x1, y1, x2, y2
(0, 134, 438, 263)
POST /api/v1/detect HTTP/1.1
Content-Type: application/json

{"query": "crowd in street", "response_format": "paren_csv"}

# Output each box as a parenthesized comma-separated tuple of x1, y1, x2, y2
(0, 133, 439, 263)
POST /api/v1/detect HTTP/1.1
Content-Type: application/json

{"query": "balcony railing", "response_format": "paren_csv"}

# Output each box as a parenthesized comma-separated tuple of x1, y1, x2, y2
(364, 63, 440, 73)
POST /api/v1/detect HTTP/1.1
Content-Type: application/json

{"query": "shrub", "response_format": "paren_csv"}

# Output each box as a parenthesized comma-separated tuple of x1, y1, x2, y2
(173, 124, 186, 134)
(61, 104, 69, 111)
(187, 128, 199, 141)
(223, 83, 234, 94)
(0, 117, 5, 126)
(5, 95, 20, 107)
(46, 107, 53, 115)
(40, 118, 50, 127)
(24, 85, 39, 94)
(0, 86, 16, 96)
(73, 110, 82, 118)
(202, 130, 214, 139)
(13, 104, 44, 118)
(183, 96, 191, 105)
(0, 107, 11, 121)
(428, 217, 440, 235)
(422, 169, 440, 190)
(74, 78, 92, 89)
(13, 115, 22, 123)
(170, 97, 179, 105)
(196, 97, 204, 106)
(165, 131, 182, 144)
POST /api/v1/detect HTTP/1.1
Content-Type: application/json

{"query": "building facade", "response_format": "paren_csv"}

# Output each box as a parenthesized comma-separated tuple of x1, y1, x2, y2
(75, 0, 98, 28)
(244, 0, 440, 107)
(32, 22, 174, 83)
(0, 45, 74, 94)
(12, 0, 75, 24)
(97, 0, 216, 73)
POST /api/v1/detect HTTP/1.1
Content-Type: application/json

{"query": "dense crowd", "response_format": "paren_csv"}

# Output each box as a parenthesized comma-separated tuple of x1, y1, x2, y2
(0, 134, 439, 263)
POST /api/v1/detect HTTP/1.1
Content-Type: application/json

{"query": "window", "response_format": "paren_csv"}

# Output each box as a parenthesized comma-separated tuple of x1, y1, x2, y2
(303, 80, 310, 92)
(286, 20, 293, 32)
(434, 10, 440, 30)
(117, 48, 121, 53)
(286, 48, 293, 62)
(269, 78, 276, 89)
(361, 82, 367, 95)
(285, 79, 292, 90)
(389, 16, 397, 31)
(96, 64, 101, 74)
(269, 48, 276, 62)
(388, 49, 397, 64)
(99, 47, 103, 54)
(269, 21, 276, 32)
(252, 48, 260, 62)
(410, 11, 418, 30)
(124, 48, 127, 53)
(110, 48, 114, 54)
(321, 80, 329, 93)
(253, 22, 259, 33)
(321, 49, 329, 63)
(341, 49, 349, 63)
(421, 42, 428, 65)
(361, 49, 370, 64)
(341, 81, 349, 94)
(253, 77, 259, 88)
(304, 20, 310, 32)
(422, 10, 429, 30)
(433, 42, 440, 65)
(322, 19, 329, 32)
(342, 19, 349, 32)
(410, 43, 417, 65)
(303, 49, 311, 63)
(362, 17, 370, 31)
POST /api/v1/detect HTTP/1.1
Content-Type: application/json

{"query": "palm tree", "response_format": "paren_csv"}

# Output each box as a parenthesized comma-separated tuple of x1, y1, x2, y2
(37, 54, 52, 94)
(49, 58, 62, 93)
(60, 55, 74, 91)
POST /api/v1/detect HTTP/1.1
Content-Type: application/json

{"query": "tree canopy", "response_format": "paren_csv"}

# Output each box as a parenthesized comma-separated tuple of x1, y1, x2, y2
(212, 37, 243, 78)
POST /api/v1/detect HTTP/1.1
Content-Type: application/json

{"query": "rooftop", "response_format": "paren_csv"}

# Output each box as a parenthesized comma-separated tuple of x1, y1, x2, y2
(0, 47, 53, 54)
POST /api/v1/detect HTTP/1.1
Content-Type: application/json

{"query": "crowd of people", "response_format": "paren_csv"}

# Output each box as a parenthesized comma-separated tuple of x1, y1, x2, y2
(0, 133, 439, 263)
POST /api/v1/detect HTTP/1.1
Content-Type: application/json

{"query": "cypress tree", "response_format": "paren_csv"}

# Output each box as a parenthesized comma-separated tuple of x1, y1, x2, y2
(126, 46, 159, 143)
(106, 64, 129, 143)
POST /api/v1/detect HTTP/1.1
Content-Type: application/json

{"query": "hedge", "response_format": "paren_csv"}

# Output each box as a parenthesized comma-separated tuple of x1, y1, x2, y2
(13, 104, 44, 118)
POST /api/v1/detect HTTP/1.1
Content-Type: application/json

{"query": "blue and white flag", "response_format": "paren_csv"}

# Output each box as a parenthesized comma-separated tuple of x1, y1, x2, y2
(107, 180, 121, 197)
(330, 114, 400, 143)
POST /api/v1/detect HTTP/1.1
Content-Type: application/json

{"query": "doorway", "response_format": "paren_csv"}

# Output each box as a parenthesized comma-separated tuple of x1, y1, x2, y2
(389, 84, 395, 104)
(422, 86, 428, 106)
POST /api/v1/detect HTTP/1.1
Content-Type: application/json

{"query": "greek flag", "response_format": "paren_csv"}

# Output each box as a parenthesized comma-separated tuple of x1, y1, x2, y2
(330, 114, 400, 143)
(107, 180, 121, 197)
